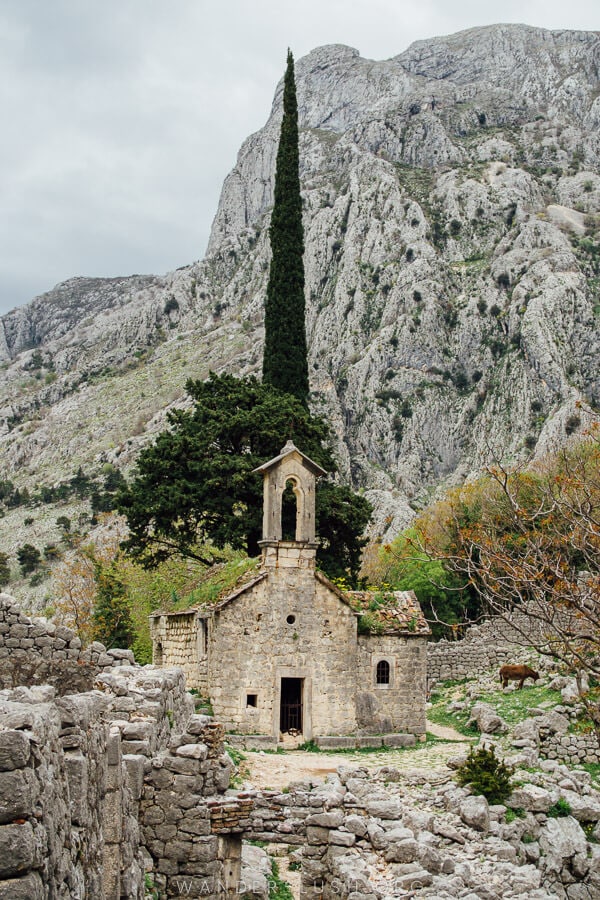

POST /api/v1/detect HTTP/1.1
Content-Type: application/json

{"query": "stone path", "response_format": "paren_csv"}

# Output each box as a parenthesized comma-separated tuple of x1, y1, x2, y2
(241, 724, 472, 791)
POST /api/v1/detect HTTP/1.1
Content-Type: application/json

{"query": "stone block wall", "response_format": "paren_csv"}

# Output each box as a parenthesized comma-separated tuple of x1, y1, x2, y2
(540, 732, 600, 766)
(149, 609, 208, 693)
(427, 609, 544, 686)
(0, 593, 135, 693)
(356, 635, 427, 735)
(140, 716, 244, 898)
(208, 567, 358, 739)
(0, 687, 140, 900)
(0, 619, 244, 900)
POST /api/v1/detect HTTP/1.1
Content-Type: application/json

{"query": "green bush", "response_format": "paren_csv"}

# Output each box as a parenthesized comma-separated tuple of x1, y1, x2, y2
(547, 798, 572, 818)
(456, 745, 514, 803)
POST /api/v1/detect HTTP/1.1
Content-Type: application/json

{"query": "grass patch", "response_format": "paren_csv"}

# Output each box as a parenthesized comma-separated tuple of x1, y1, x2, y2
(476, 685, 563, 725)
(170, 552, 257, 611)
(581, 763, 600, 787)
(268, 859, 294, 900)
(548, 798, 572, 818)
(505, 807, 526, 823)
(427, 676, 563, 737)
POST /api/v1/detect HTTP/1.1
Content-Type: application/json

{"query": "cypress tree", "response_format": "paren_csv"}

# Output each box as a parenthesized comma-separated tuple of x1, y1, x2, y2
(262, 49, 309, 404)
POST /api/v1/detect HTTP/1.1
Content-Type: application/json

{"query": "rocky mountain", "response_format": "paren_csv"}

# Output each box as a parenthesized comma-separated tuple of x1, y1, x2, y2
(1, 23, 599, 562)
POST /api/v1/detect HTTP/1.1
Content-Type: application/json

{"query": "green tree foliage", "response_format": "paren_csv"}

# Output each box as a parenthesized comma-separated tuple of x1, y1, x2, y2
(377, 528, 479, 639)
(91, 465, 127, 514)
(17, 543, 41, 576)
(118, 373, 371, 584)
(0, 552, 10, 586)
(93, 563, 134, 649)
(262, 50, 309, 404)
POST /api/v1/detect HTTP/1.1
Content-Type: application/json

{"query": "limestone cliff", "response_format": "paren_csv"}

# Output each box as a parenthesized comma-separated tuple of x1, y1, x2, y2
(1, 24, 599, 552)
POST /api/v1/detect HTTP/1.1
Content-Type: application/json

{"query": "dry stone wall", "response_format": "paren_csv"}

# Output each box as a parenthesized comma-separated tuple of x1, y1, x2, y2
(540, 732, 600, 766)
(0, 593, 134, 693)
(427, 609, 546, 686)
(0, 595, 246, 900)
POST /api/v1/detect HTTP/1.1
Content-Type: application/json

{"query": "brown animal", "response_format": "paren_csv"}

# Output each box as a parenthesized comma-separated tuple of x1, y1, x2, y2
(499, 664, 539, 690)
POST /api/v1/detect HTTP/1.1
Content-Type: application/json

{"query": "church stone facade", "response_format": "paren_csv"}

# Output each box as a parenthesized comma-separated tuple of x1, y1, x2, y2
(150, 442, 429, 745)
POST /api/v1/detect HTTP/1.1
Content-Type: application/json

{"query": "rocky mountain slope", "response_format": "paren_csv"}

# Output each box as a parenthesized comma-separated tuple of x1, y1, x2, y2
(1, 24, 599, 563)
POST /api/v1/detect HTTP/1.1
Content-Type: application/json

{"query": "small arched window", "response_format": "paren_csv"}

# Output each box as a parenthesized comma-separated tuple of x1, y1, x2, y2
(376, 660, 390, 685)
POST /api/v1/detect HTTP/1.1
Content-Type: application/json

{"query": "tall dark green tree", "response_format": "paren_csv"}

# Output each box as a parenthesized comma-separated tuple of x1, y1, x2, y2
(262, 49, 309, 404)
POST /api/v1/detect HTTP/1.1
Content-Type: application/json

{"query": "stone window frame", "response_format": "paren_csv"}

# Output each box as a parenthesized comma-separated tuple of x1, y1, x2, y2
(243, 690, 260, 711)
(375, 659, 392, 687)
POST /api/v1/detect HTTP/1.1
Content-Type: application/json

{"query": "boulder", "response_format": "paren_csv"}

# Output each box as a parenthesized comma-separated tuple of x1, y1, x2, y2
(459, 795, 490, 832)
(508, 784, 555, 813)
(241, 844, 271, 900)
(467, 702, 508, 734)
(538, 816, 588, 879)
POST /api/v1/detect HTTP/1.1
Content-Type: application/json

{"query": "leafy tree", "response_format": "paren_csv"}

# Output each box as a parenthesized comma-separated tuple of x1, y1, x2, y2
(93, 563, 134, 649)
(418, 426, 600, 740)
(262, 49, 309, 404)
(118, 373, 371, 584)
(17, 543, 41, 576)
(0, 552, 10, 586)
(376, 528, 479, 639)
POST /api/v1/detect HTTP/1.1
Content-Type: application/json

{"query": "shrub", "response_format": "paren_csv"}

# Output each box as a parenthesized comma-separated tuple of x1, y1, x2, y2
(565, 415, 581, 436)
(456, 745, 514, 803)
(17, 543, 41, 575)
(0, 552, 10, 586)
(548, 798, 572, 818)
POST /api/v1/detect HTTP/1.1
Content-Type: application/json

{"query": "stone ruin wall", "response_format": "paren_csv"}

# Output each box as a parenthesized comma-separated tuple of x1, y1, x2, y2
(150, 610, 209, 694)
(0, 592, 135, 694)
(427, 607, 548, 687)
(0, 593, 247, 900)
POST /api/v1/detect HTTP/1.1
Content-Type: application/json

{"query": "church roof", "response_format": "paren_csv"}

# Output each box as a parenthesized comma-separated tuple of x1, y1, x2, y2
(150, 567, 429, 637)
(252, 440, 327, 477)
(345, 589, 431, 636)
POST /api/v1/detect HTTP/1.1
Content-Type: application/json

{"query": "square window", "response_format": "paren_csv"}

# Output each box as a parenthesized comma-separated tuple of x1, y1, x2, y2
(246, 694, 258, 707)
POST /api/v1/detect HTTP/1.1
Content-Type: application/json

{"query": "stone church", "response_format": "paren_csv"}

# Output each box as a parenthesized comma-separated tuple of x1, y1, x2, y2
(150, 441, 429, 746)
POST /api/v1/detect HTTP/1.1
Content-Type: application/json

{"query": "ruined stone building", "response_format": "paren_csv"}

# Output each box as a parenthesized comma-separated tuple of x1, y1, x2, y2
(150, 442, 429, 746)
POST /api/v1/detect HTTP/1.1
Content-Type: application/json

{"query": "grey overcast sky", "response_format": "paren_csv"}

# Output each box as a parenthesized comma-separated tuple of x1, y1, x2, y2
(0, 1, 597, 316)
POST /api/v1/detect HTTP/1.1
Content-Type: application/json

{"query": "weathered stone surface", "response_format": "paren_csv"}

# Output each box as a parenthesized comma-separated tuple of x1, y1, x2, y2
(0, 872, 44, 900)
(0, 769, 35, 823)
(0, 731, 29, 771)
(0, 823, 35, 877)
(509, 784, 555, 813)
(459, 795, 490, 832)
(539, 816, 588, 877)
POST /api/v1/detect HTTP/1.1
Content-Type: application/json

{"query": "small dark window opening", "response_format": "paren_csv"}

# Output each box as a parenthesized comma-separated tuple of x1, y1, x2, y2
(376, 660, 391, 685)
(246, 694, 257, 707)
(286, 614, 296, 625)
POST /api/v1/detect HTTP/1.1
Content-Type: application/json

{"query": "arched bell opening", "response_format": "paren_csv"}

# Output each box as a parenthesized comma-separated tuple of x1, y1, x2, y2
(281, 477, 305, 542)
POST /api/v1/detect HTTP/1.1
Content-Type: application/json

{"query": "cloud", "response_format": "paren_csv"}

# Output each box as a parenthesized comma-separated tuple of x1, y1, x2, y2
(0, 0, 597, 314)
